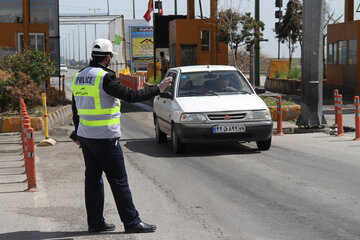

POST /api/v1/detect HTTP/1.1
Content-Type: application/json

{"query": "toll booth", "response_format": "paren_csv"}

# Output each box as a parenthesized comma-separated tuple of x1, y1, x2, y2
(169, 18, 228, 66)
(327, 21, 360, 94)
(153, 0, 228, 68)
(326, 0, 360, 94)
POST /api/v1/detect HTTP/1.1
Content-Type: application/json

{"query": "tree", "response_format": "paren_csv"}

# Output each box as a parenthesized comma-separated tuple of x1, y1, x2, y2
(218, 8, 242, 65)
(218, 10, 264, 67)
(240, 12, 265, 52)
(275, 0, 303, 69)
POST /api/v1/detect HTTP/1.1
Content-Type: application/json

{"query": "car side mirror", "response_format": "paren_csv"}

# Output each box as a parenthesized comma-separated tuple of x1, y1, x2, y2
(160, 92, 173, 99)
(255, 88, 266, 95)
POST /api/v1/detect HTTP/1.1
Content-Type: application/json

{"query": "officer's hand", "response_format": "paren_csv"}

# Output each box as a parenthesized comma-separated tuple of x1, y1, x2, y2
(158, 77, 173, 92)
(69, 131, 80, 145)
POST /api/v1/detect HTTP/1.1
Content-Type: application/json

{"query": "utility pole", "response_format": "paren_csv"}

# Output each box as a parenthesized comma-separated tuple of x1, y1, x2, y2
(254, 0, 260, 86)
(175, 0, 177, 14)
(63, 39, 66, 64)
(77, 25, 80, 63)
(250, 45, 255, 87)
(198, 0, 203, 19)
(107, 0, 110, 15)
(72, 30, 75, 63)
(275, 0, 283, 59)
(296, 0, 326, 128)
(67, 36, 70, 65)
(85, 24, 88, 64)
(133, 0, 135, 19)
(89, 8, 100, 39)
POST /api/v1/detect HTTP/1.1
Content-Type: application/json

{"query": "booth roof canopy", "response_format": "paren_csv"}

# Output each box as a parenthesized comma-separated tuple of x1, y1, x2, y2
(59, 14, 123, 25)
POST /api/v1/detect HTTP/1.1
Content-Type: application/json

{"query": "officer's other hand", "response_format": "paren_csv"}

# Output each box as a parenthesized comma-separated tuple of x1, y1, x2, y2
(69, 131, 80, 145)
(158, 77, 173, 92)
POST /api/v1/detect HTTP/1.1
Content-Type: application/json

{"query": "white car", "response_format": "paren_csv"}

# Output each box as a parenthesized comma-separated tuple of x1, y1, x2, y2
(153, 65, 273, 153)
(60, 63, 68, 73)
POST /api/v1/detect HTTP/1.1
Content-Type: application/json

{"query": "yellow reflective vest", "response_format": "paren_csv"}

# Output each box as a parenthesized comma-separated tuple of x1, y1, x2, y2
(72, 67, 121, 139)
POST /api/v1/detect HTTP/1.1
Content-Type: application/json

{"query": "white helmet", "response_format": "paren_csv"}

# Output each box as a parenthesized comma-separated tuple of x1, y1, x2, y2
(91, 39, 118, 56)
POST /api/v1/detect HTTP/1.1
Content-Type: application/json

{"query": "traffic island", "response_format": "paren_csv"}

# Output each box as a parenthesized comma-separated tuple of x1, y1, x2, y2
(0, 105, 72, 133)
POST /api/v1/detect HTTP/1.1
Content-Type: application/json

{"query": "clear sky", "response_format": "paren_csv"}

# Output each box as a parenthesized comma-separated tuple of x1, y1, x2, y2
(59, 0, 350, 62)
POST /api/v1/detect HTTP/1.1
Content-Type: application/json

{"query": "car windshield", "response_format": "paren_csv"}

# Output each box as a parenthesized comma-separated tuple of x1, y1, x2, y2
(177, 70, 253, 97)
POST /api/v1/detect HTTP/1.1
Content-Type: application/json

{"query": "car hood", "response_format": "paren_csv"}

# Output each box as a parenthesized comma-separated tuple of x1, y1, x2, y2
(176, 94, 269, 112)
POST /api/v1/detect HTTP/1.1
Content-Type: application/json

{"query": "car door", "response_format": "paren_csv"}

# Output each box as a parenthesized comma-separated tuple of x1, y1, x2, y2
(155, 70, 178, 135)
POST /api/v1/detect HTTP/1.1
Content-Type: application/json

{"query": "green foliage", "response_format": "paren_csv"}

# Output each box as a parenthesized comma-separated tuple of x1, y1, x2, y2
(276, 0, 302, 44)
(275, 0, 303, 68)
(218, 9, 265, 67)
(218, 10, 265, 49)
(5, 72, 41, 110)
(0, 70, 14, 112)
(0, 49, 54, 112)
(261, 96, 295, 106)
(240, 12, 265, 49)
(0, 49, 56, 87)
(218, 9, 242, 44)
(274, 67, 301, 80)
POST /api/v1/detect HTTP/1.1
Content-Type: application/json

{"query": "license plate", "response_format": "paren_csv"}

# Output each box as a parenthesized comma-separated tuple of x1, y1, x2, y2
(212, 124, 246, 133)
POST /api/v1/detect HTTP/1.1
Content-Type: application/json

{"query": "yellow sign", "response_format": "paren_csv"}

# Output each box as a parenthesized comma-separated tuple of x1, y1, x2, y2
(132, 38, 153, 58)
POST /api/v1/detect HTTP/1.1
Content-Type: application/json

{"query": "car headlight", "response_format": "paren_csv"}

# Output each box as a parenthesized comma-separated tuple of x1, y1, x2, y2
(248, 110, 271, 120)
(180, 113, 207, 122)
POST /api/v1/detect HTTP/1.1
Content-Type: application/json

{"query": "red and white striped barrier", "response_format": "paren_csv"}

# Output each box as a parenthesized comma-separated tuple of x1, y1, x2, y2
(276, 96, 284, 136)
(337, 94, 344, 136)
(334, 89, 339, 125)
(355, 96, 360, 141)
(19, 99, 38, 192)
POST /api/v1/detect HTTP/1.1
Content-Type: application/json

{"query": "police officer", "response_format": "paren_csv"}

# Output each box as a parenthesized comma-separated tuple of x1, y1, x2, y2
(71, 39, 172, 233)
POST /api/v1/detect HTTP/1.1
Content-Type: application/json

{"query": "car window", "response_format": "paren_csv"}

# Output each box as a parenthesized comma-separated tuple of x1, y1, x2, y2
(177, 70, 253, 97)
(163, 71, 177, 97)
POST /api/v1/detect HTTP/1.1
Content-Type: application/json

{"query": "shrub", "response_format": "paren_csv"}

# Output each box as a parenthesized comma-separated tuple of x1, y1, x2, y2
(5, 72, 41, 110)
(274, 66, 301, 80)
(0, 49, 55, 111)
(0, 70, 13, 111)
(0, 49, 56, 87)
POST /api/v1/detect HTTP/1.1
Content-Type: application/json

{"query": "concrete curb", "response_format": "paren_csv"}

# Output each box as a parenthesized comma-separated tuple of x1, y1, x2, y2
(0, 105, 72, 133)
(47, 105, 72, 128)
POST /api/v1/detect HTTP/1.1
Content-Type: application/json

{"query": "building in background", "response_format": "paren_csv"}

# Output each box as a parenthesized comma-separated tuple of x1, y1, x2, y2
(327, 0, 360, 94)
(0, 0, 60, 77)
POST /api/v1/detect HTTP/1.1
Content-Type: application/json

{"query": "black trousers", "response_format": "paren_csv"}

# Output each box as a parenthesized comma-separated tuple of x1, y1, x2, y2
(79, 137, 141, 229)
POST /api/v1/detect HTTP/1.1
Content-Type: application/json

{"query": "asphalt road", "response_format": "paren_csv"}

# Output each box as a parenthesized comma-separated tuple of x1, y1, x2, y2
(118, 102, 360, 240)
(32, 68, 360, 240)
(2, 101, 359, 240)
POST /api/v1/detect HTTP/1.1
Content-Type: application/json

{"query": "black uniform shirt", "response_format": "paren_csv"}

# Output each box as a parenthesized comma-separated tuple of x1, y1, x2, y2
(72, 61, 160, 132)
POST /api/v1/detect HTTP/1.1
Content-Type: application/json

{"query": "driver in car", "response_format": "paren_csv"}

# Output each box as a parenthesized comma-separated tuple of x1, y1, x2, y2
(203, 74, 236, 92)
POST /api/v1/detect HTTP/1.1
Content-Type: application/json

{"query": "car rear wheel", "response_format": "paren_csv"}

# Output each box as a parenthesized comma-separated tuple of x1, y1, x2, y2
(171, 125, 184, 154)
(256, 136, 272, 151)
(155, 119, 167, 143)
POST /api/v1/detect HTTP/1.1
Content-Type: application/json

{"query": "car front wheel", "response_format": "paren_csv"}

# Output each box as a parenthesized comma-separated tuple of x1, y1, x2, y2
(256, 136, 271, 151)
(171, 125, 184, 154)
(155, 119, 167, 143)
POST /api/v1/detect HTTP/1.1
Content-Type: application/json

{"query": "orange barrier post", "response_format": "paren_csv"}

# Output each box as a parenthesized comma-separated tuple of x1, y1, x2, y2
(22, 119, 31, 174)
(355, 96, 360, 141)
(25, 127, 38, 192)
(334, 89, 339, 125)
(337, 94, 344, 136)
(276, 96, 284, 136)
